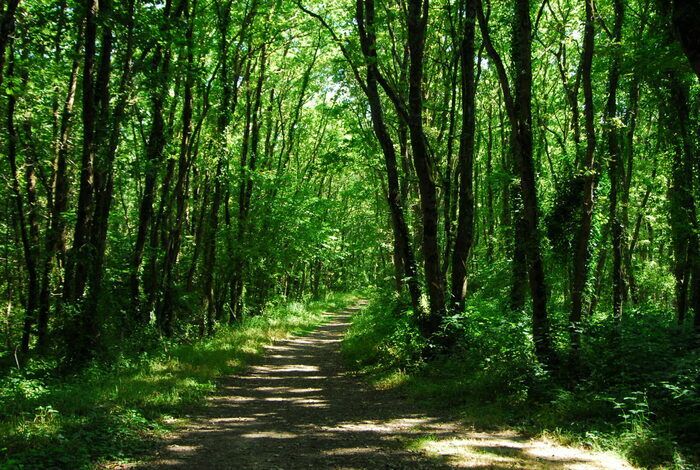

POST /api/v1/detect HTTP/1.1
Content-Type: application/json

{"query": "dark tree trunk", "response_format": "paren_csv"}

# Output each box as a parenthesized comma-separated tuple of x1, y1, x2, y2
(667, 75, 700, 326)
(570, 0, 596, 361)
(82, 0, 136, 342)
(63, 0, 99, 303)
(441, 52, 458, 282)
(406, 0, 446, 337)
(67, 0, 114, 362)
(477, 0, 554, 367)
(671, 0, 700, 80)
(510, 191, 527, 311)
(37, 28, 82, 351)
(0, 0, 20, 86)
(6, 49, 39, 355)
(622, 77, 641, 304)
(231, 44, 266, 324)
(606, 0, 624, 323)
(485, 104, 494, 262)
(450, 0, 476, 311)
(158, 0, 195, 334)
(202, 0, 255, 334)
(130, 0, 181, 321)
(512, 0, 554, 367)
(355, 0, 422, 316)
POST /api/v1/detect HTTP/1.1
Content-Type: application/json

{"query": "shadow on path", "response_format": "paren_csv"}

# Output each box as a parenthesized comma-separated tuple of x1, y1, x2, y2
(134, 303, 630, 469)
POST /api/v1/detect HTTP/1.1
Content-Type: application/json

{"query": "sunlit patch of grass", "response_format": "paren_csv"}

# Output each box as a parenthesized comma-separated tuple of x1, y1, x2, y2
(370, 370, 409, 390)
(0, 293, 355, 468)
(403, 434, 439, 452)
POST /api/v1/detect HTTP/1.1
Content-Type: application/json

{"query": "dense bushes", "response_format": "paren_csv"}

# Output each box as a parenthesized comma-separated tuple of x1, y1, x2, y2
(343, 291, 700, 468)
(0, 295, 351, 468)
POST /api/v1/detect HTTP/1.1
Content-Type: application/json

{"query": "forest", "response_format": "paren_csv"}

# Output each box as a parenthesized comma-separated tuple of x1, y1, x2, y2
(1, 0, 699, 467)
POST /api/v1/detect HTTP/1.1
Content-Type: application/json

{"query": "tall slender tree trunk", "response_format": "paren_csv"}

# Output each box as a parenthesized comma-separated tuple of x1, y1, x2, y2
(355, 0, 422, 316)
(512, 0, 554, 367)
(130, 0, 180, 321)
(0, 0, 20, 87)
(441, 52, 458, 282)
(66, 0, 114, 362)
(667, 75, 700, 326)
(570, 0, 596, 362)
(450, 0, 476, 311)
(485, 104, 494, 261)
(63, 0, 99, 303)
(622, 77, 641, 304)
(202, 0, 255, 334)
(159, 0, 195, 333)
(406, 0, 446, 338)
(5, 49, 39, 355)
(605, 0, 624, 323)
(37, 28, 82, 351)
(477, 0, 554, 367)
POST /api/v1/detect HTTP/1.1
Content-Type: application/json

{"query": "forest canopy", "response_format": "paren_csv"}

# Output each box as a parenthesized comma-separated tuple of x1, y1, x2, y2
(1, 0, 700, 466)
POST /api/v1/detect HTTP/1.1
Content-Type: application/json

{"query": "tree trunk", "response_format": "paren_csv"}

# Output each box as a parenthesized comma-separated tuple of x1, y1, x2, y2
(37, 27, 82, 351)
(667, 74, 700, 326)
(5, 49, 39, 355)
(355, 0, 422, 316)
(450, 0, 476, 311)
(477, 0, 554, 367)
(158, 0, 195, 334)
(512, 0, 554, 367)
(406, 0, 446, 338)
(570, 0, 596, 361)
(605, 0, 624, 323)
(671, 0, 700, 80)
(63, 0, 99, 303)
(485, 103, 494, 261)
(0, 0, 20, 87)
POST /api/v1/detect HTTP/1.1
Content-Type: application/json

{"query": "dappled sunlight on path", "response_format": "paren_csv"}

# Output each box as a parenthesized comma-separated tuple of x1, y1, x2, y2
(132, 303, 631, 469)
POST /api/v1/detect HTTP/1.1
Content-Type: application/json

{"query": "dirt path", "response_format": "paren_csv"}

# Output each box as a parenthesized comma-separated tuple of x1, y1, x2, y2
(136, 303, 631, 469)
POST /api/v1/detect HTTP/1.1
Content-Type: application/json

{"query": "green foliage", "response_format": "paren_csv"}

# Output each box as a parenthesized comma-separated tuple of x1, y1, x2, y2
(342, 290, 425, 372)
(545, 176, 584, 260)
(344, 295, 700, 468)
(0, 294, 352, 468)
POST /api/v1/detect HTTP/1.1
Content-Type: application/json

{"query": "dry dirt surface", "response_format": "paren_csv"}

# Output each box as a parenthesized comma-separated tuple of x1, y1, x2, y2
(131, 302, 632, 469)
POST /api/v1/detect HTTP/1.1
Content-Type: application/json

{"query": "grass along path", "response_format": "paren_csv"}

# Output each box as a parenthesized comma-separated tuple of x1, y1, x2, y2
(1, 295, 353, 469)
(130, 301, 631, 469)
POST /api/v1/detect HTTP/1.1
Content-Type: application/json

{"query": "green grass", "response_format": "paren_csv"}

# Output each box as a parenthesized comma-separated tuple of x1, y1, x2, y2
(0, 293, 354, 469)
(342, 291, 700, 469)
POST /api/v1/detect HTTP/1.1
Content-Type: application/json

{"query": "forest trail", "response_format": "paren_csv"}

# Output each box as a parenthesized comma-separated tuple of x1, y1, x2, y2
(132, 303, 631, 469)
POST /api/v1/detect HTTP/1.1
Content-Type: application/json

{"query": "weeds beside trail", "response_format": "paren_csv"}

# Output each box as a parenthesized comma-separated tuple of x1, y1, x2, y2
(0, 294, 353, 469)
(342, 292, 699, 469)
(131, 299, 628, 469)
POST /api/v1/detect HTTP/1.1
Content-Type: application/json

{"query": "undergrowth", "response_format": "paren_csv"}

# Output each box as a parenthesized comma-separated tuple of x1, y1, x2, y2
(342, 290, 699, 469)
(0, 293, 352, 469)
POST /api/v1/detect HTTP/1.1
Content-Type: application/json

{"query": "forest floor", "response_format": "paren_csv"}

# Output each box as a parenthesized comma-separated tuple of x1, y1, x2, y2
(123, 302, 633, 469)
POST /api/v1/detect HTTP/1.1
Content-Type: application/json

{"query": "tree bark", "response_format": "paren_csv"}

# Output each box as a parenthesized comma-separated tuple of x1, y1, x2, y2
(406, 0, 446, 338)
(477, 0, 555, 368)
(0, 0, 20, 87)
(158, 0, 196, 333)
(130, 0, 181, 321)
(354, 0, 423, 316)
(63, 0, 100, 303)
(450, 0, 477, 311)
(605, 0, 624, 323)
(570, 0, 596, 361)
(671, 0, 700, 80)
(667, 75, 700, 326)
(5, 48, 39, 355)
(37, 26, 82, 351)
